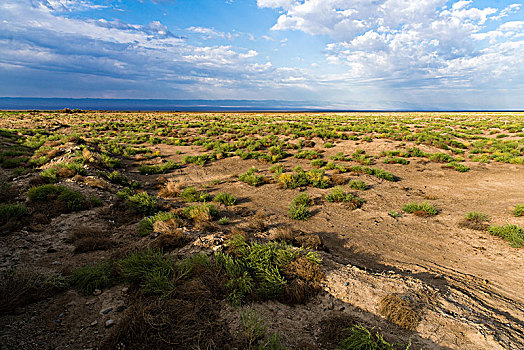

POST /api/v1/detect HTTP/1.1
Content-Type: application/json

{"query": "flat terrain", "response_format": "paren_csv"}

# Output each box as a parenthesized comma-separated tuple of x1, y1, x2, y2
(0, 111, 523, 349)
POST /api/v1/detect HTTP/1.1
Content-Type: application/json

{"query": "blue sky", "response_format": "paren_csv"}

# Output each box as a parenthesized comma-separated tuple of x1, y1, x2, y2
(1, 0, 523, 109)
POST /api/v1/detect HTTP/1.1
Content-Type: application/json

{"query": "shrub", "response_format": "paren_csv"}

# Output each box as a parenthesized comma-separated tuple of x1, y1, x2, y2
(488, 224, 524, 248)
(292, 193, 312, 207)
(213, 192, 237, 206)
(138, 211, 178, 236)
(127, 191, 157, 215)
(306, 169, 331, 189)
(183, 203, 218, 221)
(138, 160, 179, 175)
(445, 162, 470, 172)
(27, 184, 61, 201)
(0, 204, 28, 225)
(216, 235, 322, 305)
(311, 159, 325, 168)
(239, 168, 265, 186)
(379, 294, 418, 330)
(429, 152, 454, 163)
(326, 187, 364, 209)
(513, 203, 524, 217)
(383, 157, 409, 165)
(348, 179, 367, 190)
(402, 202, 438, 216)
(180, 187, 212, 202)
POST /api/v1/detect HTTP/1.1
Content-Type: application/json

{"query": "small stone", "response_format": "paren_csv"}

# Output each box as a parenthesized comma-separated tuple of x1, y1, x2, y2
(116, 305, 127, 313)
(105, 320, 115, 328)
(59, 313, 64, 318)
(102, 308, 113, 315)
(56, 319, 61, 323)
(121, 287, 129, 293)
(90, 320, 98, 327)
(343, 282, 349, 286)
(93, 289, 102, 296)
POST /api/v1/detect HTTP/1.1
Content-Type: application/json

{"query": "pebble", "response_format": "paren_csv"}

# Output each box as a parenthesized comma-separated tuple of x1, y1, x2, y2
(59, 313, 64, 318)
(343, 282, 349, 286)
(93, 289, 102, 296)
(102, 308, 113, 315)
(105, 320, 115, 328)
(90, 320, 98, 327)
(121, 287, 129, 293)
(116, 305, 127, 313)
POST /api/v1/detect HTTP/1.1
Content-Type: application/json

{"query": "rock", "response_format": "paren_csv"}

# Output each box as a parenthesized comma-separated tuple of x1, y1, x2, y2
(93, 289, 102, 296)
(46, 247, 57, 253)
(105, 320, 115, 328)
(84, 177, 111, 190)
(101, 307, 113, 315)
(90, 320, 98, 327)
(121, 287, 129, 293)
(116, 305, 127, 313)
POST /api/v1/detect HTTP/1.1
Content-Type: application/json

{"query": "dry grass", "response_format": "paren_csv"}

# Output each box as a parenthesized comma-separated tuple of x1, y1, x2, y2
(378, 294, 419, 330)
(149, 229, 189, 251)
(158, 180, 185, 198)
(295, 234, 323, 250)
(70, 227, 114, 254)
(246, 211, 267, 232)
(102, 279, 232, 349)
(268, 226, 295, 243)
(282, 257, 324, 304)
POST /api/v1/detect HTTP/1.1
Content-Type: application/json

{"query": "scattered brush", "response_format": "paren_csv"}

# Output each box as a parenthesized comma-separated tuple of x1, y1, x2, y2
(138, 211, 180, 236)
(0, 203, 29, 233)
(71, 227, 113, 254)
(70, 260, 116, 295)
(239, 167, 265, 186)
(379, 294, 419, 330)
(158, 180, 184, 198)
(289, 194, 312, 220)
(183, 203, 218, 222)
(348, 179, 368, 190)
(180, 186, 212, 202)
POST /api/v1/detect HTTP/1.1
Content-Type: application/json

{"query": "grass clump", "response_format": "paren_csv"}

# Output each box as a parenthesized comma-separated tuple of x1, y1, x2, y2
(326, 187, 364, 209)
(487, 224, 524, 248)
(465, 211, 488, 222)
(183, 203, 218, 222)
(379, 294, 418, 330)
(180, 186, 212, 202)
(445, 161, 470, 172)
(138, 160, 179, 175)
(513, 203, 524, 217)
(70, 261, 116, 295)
(402, 201, 438, 216)
(288, 193, 312, 221)
(138, 211, 178, 236)
(126, 191, 157, 215)
(217, 234, 322, 305)
(348, 179, 367, 190)
(27, 184, 97, 212)
(338, 324, 410, 350)
(239, 167, 265, 186)
(0, 204, 29, 227)
(213, 192, 237, 206)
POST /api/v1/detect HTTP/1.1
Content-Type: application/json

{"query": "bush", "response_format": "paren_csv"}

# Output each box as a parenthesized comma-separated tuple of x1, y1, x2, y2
(239, 168, 265, 186)
(127, 191, 157, 215)
(488, 224, 524, 248)
(213, 192, 237, 206)
(216, 235, 322, 305)
(326, 187, 364, 209)
(0, 204, 28, 225)
(27, 184, 61, 201)
(348, 179, 367, 190)
(180, 187, 212, 202)
(383, 157, 409, 165)
(138, 160, 179, 175)
(183, 203, 218, 221)
(445, 162, 470, 172)
(402, 202, 438, 216)
(27, 184, 94, 212)
(513, 203, 524, 217)
(288, 203, 311, 221)
(292, 193, 312, 207)
(138, 211, 178, 236)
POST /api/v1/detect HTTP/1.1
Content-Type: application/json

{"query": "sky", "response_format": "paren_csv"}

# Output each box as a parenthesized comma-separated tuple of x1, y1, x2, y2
(1, 0, 523, 110)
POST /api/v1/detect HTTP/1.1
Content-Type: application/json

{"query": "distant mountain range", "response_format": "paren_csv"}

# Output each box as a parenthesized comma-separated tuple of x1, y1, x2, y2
(0, 97, 521, 112)
(0, 98, 336, 111)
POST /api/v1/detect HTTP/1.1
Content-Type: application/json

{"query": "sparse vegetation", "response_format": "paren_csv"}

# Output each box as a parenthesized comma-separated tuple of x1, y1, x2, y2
(488, 224, 524, 247)
(513, 203, 524, 217)
(402, 201, 438, 216)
